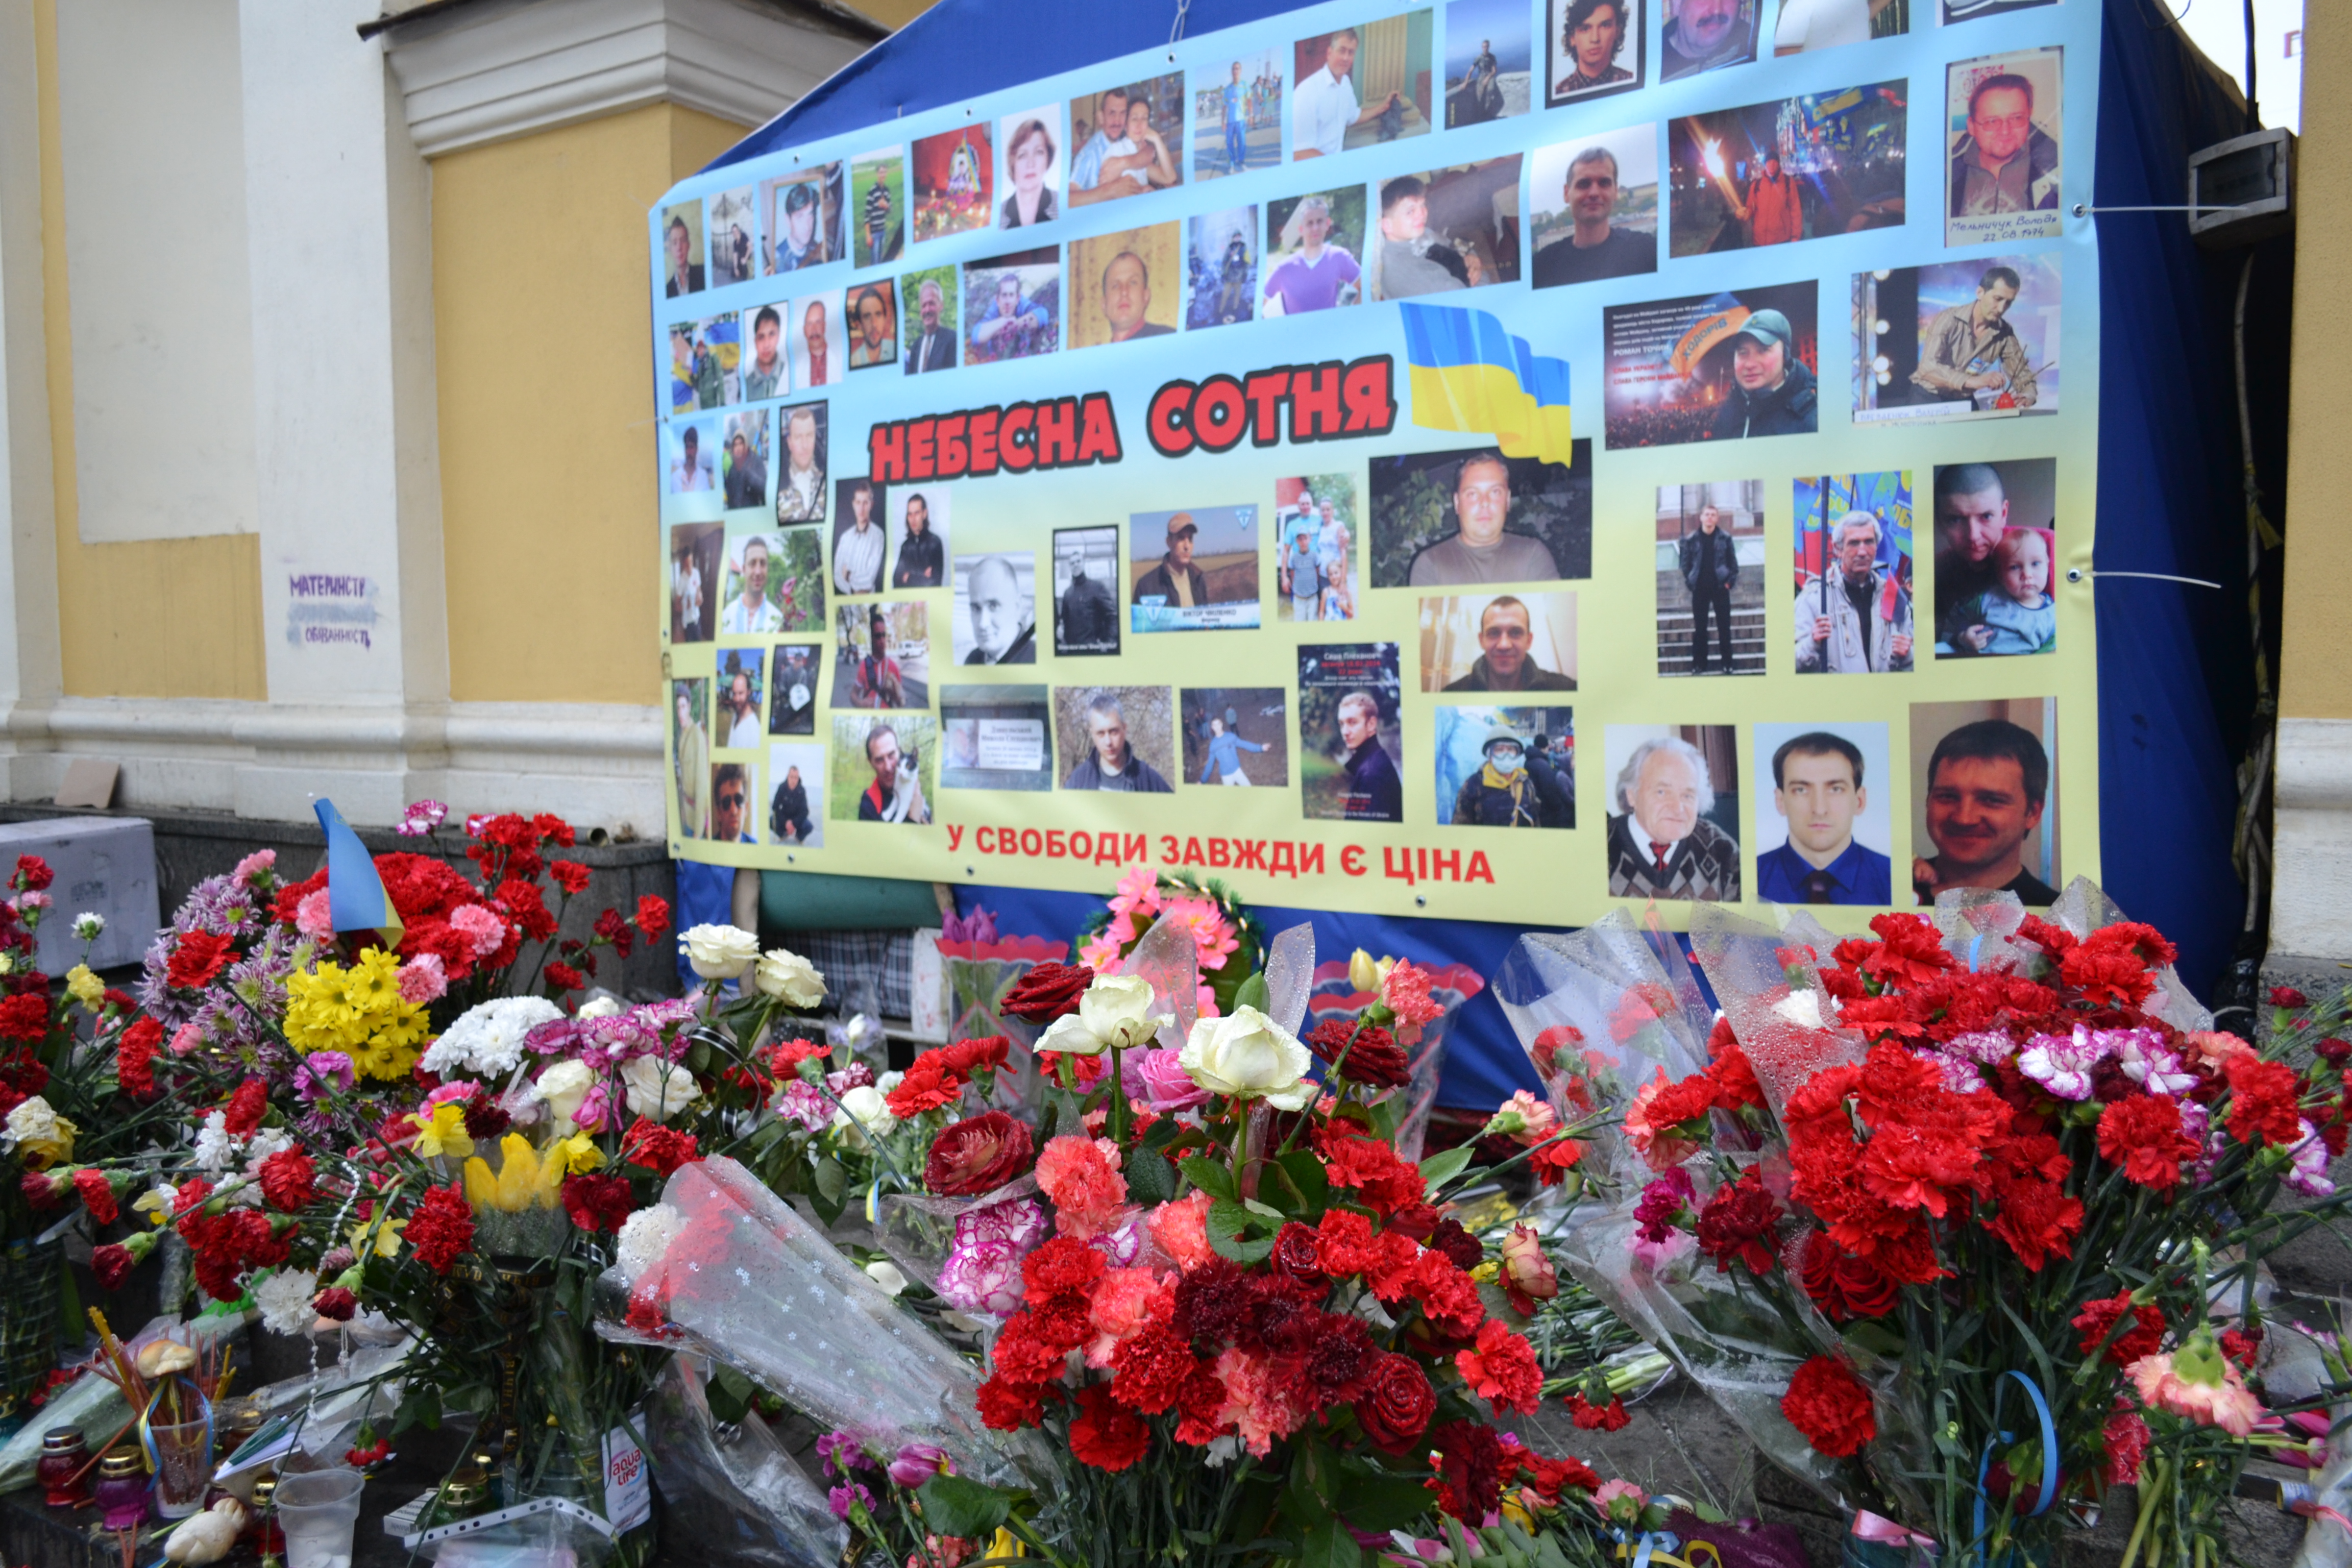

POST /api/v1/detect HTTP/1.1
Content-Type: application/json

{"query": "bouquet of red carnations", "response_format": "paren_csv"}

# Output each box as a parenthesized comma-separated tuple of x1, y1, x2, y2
(1548, 885, 2352, 1567)
(604, 926, 1637, 1567)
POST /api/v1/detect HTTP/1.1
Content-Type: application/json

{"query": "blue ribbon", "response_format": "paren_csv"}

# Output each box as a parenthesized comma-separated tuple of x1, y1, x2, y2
(1967, 933, 1986, 973)
(1972, 1368, 2060, 1545)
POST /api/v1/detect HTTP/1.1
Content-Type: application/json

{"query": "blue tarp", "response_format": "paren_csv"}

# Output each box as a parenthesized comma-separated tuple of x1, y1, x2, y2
(689, 0, 2261, 1102)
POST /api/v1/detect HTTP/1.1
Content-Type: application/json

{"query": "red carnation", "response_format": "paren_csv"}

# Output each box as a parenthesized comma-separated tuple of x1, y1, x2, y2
(222, 1076, 269, 1138)
(634, 895, 672, 941)
(2220, 1325, 2263, 1367)
(886, 1057, 964, 1119)
(258, 1149, 317, 1213)
(1705, 1040, 1768, 1113)
(1356, 1352, 1436, 1453)
(1067, 1382, 1150, 1472)
(1859, 913, 1956, 985)
(1316, 1119, 1427, 1215)
(546, 962, 585, 992)
(549, 861, 592, 896)
(1782, 1355, 1877, 1458)
(1109, 1319, 1203, 1414)
(167, 930, 237, 991)
(2072, 1292, 2165, 1367)
(2096, 1095, 2197, 1190)
(0, 992, 52, 1043)
(1696, 1169, 1784, 1277)
(923, 1111, 1033, 1196)
(561, 1173, 635, 1233)
(2270, 986, 2310, 1009)
(593, 908, 636, 958)
(20, 1170, 66, 1209)
(1456, 1321, 1542, 1416)
(975, 1375, 1044, 1431)
(404, 1183, 476, 1274)
(1517, 1451, 1604, 1507)
(1798, 1231, 1899, 1322)
(1429, 1420, 1506, 1521)
(999, 962, 1094, 1023)
(462, 1090, 511, 1141)
(1565, 1391, 1630, 1431)
(312, 1286, 358, 1322)
(621, 1118, 699, 1177)
(496, 878, 557, 942)
(13, 854, 53, 891)
(943, 1035, 1010, 1076)
(115, 1017, 160, 1097)
(2224, 1055, 2305, 1147)
(1530, 1137, 1586, 1188)
(73, 1168, 119, 1226)
(91, 1243, 136, 1291)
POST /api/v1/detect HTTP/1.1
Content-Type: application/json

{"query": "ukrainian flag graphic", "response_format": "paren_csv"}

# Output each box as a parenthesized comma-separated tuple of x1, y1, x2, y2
(315, 799, 404, 946)
(1397, 302, 1573, 467)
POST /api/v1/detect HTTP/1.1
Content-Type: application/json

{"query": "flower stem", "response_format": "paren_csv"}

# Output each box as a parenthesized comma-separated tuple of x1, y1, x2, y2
(1108, 1045, 1128, 1146)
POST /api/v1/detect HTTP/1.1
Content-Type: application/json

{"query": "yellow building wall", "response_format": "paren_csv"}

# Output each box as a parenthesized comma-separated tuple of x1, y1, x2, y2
(2282, 1, 2352, 720)
(34, 0, 267, 702)
(437, 104, 748, 706)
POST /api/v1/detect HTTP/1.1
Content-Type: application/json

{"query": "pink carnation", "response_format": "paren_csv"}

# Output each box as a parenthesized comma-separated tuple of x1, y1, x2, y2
(296, 887, 336, 941)
(1034, 1135, 1129, 1240)
(1085, 1266, 1170, 1367)
(1381, 960, 1443, 1046)
(449, 903, 507, 958)
(1212, 1346, 1310, 1457)
(935, 1197, 1047, 1317)
(1492, 1089, 1558, 1147)
(771, 1080, 829, 1132)
(231, 849, 277, 884)
(169, 1022, 206, 1058)
(2130, 1347, 2265, 1437)
(398, 953, 448, 1004)
(1148, 1190, 1216, 1271)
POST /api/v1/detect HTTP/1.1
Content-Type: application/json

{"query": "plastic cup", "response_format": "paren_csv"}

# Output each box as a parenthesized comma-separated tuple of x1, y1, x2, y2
(274, 1467, 365, 1568)
(149, 1417, 215, 1519)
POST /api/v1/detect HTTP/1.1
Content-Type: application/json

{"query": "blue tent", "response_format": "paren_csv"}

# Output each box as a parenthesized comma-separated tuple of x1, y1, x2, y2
(687, 0, 2264, 1111)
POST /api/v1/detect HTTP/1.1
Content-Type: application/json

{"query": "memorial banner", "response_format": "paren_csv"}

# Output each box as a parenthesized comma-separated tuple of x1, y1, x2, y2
(651, 0, 2099, 929)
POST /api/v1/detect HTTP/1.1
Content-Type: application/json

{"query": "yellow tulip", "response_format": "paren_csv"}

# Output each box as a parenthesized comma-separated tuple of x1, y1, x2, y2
(462, 1155, 499, 1211)
(986, 1528, 1027, 1559)
(493, 1135, 547, 1213)
(1501, 1492, 1539, 1532)
(1348, 948, 1383, 993)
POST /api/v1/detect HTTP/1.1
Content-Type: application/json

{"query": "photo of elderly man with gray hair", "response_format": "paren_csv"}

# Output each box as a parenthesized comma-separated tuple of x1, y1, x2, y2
(1605, 727, 1741, 900)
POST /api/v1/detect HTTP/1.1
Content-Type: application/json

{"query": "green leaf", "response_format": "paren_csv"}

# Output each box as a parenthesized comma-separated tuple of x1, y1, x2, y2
(916, 1473, 1013, 1539)
(1298, 1514, 1366, 1568)
(1273, 1148, 1329, 1211)
(1233, 971, 1270, 1014)
(685, 1039, 714, 1074)
(1207, 1197, 1277, 1264)
(1125, 1142, 1178, 1205)
(1181, 1155, 1239, 1203)
(812, 1155, 846, 1204)
(1241, 1196, 1287, 1223)
(1418, 1145, 1474, 1189)
(1334, 1469, 1437, 1531)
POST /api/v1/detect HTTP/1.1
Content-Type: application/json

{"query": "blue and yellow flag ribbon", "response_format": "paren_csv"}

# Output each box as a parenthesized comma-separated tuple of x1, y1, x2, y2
(315, 798, 403, 947)
(1397, 302, 1573, 467)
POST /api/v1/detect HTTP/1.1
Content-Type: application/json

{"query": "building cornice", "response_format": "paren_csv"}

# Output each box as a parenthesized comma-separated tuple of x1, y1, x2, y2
(376, 0, 874, 158)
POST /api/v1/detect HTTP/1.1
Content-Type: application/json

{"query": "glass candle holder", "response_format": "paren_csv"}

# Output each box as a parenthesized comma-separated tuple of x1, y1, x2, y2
(92, 1448, 150, 1530)
(35, 1427, 89, 1508)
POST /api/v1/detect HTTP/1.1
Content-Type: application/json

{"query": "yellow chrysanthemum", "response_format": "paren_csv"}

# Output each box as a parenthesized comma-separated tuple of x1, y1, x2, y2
(284, 950, 429, 1081)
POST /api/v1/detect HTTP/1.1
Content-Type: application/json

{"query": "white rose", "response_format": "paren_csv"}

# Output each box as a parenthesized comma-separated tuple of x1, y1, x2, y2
(532, 1060, 597, 1127)
(863, 1259, 909, 1296)
(577, 995, 625, 1020)
(678, 923, 761, 979)
(1076, 973, 1170, 1051)
(619, 1055, 702, 1122)
(5, 1094, 62, 1146)
(615, 1202, 686, 1287)
(753, 947, 827, 1008)
(1037, 1012, 1105, 1057)
(1179, 1005, 1314, 1110)
(831, 1084, 897, 1138)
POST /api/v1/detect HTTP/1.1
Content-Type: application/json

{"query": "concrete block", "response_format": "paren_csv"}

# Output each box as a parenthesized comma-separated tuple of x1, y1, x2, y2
(0, 815, 158, 973)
